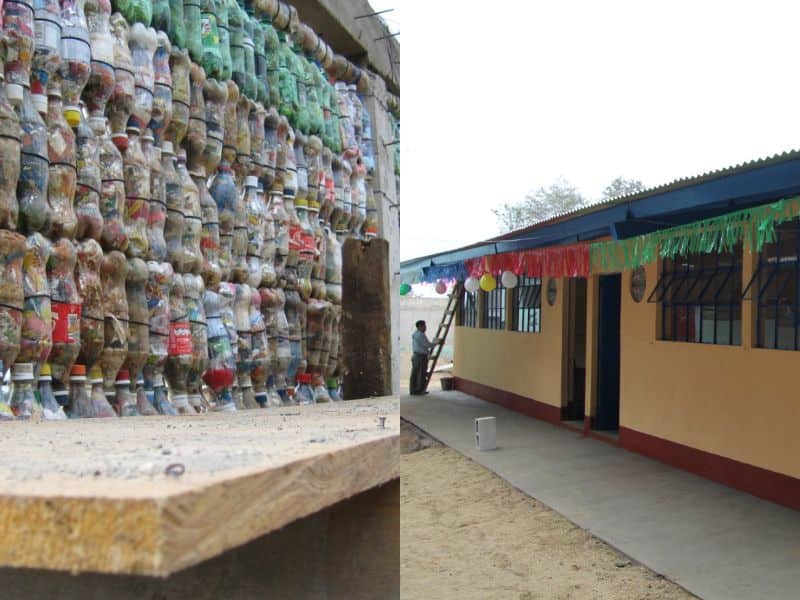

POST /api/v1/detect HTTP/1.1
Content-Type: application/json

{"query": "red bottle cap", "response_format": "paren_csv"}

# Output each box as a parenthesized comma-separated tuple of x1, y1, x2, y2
(70, 364, 86, 376)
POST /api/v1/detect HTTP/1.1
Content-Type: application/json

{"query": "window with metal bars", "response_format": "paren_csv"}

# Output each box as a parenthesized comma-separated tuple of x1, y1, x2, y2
(481, 284, 506, 330)
(512, 276, 542, 333)
(459, 288, 477, 328)
(745, 222, 800, 350)
(649, 247, 742, 345)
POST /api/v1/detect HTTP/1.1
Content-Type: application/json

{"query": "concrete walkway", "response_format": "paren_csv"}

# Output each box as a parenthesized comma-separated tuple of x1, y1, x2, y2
(402, 391, 800, 600)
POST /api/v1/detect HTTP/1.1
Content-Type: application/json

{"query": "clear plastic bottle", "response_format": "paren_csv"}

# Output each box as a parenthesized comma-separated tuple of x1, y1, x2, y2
(202, 78, 226, 174)
(161, 142, 185, 268)
(93, 115, 129, 252)
(125, 257, 150, 388)
(194, 167, 222, 288)
(176, 150, 202, 274)
(216, 0, 231, 80)
(143, 133, 167, 262)
(89, 366, 117, 417)
(243, 176, 264, 287)
(107, 13, 134, 148)
(10, 362, 42, 419)
(98, 250, 129, 388)
(153, 374, 176, 414)
(17, 85, 51, 234)
(60, 0, 92, 127)
(183, 273, 207, 410)
(135, 374, 157, 415)
(144, 260, 172, 395)
(114, 368, 139, 416)
(127, 23, 157, 131)
(19, 232, 53, 369)
(47, 238, 81, 384)
(202, 289, 235, 410)
(84, 0, 115, 119)
(122, 126, 150, 259)
(31, 0, 62, 98)
(185, 62, 207, 172)
(46, 84, 77, 239)
(294, 372, 314, 405)
(164, 272, 191, 410)
(0, 61, 22, 232)
(165, 47, 190, 148)
(68, 363, 92, 417)
(74, 113, 104, 241)
(3, 0, 36, 102)
(150, 31, 173, 144)
(39, 362, 67, 419)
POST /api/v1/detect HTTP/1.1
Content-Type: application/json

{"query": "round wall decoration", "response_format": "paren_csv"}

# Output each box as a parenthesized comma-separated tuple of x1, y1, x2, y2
(630, 267, 646, 303)
(547, 278, 557, 306)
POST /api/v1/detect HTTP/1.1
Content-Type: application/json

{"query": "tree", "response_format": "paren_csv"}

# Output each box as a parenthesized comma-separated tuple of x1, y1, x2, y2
(492, 177, 586, 232)
(492, 176, 647, 233)
(601, 176, 646, 201)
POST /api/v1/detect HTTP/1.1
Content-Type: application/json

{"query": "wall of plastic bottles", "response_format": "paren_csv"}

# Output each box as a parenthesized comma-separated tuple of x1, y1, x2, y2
(0, 0, 382, 419)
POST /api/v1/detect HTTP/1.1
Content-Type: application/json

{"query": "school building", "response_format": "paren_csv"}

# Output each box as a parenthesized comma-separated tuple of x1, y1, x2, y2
(401, 151, 800, 512)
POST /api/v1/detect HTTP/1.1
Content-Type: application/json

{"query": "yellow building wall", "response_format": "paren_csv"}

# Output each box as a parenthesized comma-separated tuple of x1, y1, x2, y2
(453, 279, 565, 408)
(620, 259, 800, 480)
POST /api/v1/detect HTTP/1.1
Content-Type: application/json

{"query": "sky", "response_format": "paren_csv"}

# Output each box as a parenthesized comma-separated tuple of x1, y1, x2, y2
(368, 0, 800, 262)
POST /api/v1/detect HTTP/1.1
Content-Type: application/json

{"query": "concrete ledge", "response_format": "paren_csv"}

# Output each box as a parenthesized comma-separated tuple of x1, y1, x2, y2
(0, 398, 399, 577)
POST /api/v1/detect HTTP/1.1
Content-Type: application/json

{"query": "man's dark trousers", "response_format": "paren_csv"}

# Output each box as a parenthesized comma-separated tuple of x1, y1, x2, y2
(410, 353, 427, 394)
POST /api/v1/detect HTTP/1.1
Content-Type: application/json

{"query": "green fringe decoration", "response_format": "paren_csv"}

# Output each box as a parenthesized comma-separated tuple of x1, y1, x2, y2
(589, 196, 800, 272)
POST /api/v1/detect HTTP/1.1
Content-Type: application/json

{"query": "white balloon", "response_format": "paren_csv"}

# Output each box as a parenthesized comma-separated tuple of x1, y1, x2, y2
(464, 277, 480, 293)
(501, 271, 518, 289)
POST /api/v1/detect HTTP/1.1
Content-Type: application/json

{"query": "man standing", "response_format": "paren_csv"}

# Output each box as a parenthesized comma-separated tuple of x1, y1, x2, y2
(410, 320, 434, 395)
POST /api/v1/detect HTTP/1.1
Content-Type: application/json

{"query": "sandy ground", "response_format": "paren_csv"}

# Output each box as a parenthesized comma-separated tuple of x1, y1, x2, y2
(400, 421, 696, 600)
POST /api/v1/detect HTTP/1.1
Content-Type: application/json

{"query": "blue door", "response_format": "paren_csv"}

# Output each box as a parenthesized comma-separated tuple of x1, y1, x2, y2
(595, 274, 621, 430)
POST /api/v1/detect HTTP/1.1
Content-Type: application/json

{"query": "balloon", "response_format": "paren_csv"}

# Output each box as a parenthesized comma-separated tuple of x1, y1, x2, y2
(479, 273, 496, 292)
(400, 283, 411, 296)
(501, 271, 518, 289)
(464, 277, 480, 293)
(435, 281, 447, 294)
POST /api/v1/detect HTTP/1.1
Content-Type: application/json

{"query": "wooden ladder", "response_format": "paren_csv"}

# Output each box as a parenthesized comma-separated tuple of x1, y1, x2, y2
(424, 280, 463, 390)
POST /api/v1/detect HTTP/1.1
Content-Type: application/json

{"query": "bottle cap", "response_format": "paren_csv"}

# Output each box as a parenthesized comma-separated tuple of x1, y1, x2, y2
(11, 363, 34, 381)
(70, 364, 86, 376)
(116, 369, 131, 385)
(63, 104, 82, 128)
(245, 175, 259, 188)
(32, 94, 48, 115)
(6, 84, 23, 105)
(88, 366, 104, 383)
(161, 140, 173, 155)
(40, 363, 52, 377)
(111, 132, 129, 152)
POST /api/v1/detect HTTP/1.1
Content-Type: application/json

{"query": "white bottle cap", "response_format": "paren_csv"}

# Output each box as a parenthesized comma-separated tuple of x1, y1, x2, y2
(32, 94, 48, 115)
(161, 141, 173, 155)
(6, 83, 23, 105)
(11, 363, 34, 381)
(245, 175, 259, 188)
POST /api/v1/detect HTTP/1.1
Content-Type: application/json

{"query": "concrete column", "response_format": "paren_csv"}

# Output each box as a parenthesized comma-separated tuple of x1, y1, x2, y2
(584, 274, 600, 428)
(362, 74, 400, 395)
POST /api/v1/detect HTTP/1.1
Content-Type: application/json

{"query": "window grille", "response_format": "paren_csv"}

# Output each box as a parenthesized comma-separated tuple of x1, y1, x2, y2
(649, 247, 742, 345)
(481, 284, 506, 330)
(512, 276, 542, 333)
(459, 288, 477, 328)
(744, 222, 800, 350)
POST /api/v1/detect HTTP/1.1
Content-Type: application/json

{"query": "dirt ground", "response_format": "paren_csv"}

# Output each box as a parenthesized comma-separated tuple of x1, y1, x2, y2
(400, 421, 696, 600)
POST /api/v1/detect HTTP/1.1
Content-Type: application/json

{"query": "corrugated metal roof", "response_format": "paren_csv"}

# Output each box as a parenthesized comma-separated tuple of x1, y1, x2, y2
(402, 148, 800, 270)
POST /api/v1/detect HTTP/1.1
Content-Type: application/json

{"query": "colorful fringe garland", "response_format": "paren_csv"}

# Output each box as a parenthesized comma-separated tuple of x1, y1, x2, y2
(589, 195, 800, 273)
(406, 196, 800, 284)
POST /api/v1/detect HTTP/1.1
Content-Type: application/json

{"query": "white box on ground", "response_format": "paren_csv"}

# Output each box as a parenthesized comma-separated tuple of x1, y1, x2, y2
(475, 417, 496, 451)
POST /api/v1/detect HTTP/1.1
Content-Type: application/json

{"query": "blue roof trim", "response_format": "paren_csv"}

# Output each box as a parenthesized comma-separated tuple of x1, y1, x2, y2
(401, 153, 800, 276)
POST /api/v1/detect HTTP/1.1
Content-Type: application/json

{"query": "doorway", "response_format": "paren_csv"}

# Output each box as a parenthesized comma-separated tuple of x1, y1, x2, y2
(565, 278, 587, 421)
(595, 274, 621, 431)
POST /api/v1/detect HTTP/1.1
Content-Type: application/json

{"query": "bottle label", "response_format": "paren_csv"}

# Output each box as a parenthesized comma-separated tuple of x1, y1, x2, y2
(52, 302, 81, 344)
(168, 321, 192, 355)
